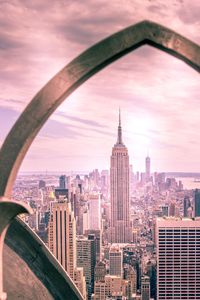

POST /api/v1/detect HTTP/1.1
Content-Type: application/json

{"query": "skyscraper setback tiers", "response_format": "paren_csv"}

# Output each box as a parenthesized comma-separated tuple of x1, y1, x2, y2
(110, 110, 130, 243)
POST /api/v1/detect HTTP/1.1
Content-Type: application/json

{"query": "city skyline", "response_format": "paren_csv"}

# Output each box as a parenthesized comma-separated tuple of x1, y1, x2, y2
(0, 0, 200, 173)
(1, 2, 200, 300)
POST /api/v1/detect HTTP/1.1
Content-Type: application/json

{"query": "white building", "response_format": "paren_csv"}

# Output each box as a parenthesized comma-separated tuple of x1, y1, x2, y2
(83, 209, 89, 234)
(88, 193, 101, 230)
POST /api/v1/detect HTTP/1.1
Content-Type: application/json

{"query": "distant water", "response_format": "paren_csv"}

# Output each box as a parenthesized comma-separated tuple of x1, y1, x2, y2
(176, 177, 200, 190)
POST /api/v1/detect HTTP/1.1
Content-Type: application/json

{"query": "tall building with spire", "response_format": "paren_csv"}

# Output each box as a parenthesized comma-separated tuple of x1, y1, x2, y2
(110, 110, 130, 243)
(145, 155, 151, 182)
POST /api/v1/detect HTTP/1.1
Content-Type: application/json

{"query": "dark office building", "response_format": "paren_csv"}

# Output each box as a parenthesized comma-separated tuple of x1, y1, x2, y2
(59, 175, 66, 189)
(184, 196, 191, 217)
(77, 234, 96, 300)
(55, 188, 68, 199)
(194, 189, 200, 217)
(39, 180, 46, 189)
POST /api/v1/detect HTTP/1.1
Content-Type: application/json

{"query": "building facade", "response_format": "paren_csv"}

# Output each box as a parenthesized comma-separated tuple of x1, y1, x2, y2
(74, 267, 87, 300)
(88, 193, 101, 230)
(109, 245, 123, 277)
(93, 275, 129, 300)
(48, 198, 76, 279)
(77, 234, 96, 298)
(194, 189, 200, 217)
(110, 110, 130, 243)
(156, 218, 200, 300)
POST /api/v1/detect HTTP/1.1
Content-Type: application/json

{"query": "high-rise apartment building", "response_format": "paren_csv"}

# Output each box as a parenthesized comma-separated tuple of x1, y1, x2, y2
(88, 193, 101, 230)
(83, 209, 89, 234)
(48, 198, 76, 279)
(109, 245, 123, 277)
(110, 110, 130, 243)
(145, 156, 151, 182)
(85, 229, 102, 262)
(156, 218, 200, 300)
(77, 234, 96, 298)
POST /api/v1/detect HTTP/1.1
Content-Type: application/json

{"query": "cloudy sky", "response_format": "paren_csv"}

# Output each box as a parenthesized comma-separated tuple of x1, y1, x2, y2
(0, 0, 199, 173)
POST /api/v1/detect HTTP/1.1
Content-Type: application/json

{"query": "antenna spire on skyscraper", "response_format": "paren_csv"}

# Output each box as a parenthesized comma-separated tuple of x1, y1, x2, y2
(119, 107, 121, 127)
(117, 108, 123, 144)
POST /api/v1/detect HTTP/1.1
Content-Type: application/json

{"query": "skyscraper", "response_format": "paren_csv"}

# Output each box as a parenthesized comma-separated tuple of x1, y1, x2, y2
(59, 175, 67, 189)
(109, 245, 123, 277)
(184, 195, 191, 217)
(145, 155, 150, 182)
(110, 110, 130, 243)
(156, 217, 200, 300)
(194, 189, 200, 217)
(88, 193, 101, 230)
(85, 229, 102, 262)
(77, 234, 96, 299)
(48, 198, 77, 279)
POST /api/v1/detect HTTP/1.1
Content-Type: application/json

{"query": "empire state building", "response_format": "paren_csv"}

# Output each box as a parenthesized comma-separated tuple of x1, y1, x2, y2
(110, 110, 130, 243)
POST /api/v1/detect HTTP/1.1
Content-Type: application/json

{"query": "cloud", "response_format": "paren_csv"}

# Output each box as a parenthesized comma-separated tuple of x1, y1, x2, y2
(39, 117, 115, 140)
(177, 2, 200, 24)
(56, 112, 108, 128)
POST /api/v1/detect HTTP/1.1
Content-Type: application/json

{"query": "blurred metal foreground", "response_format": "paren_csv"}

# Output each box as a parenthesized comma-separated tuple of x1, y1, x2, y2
(0, 20, 199, 299)
(0, 199, 32, 300)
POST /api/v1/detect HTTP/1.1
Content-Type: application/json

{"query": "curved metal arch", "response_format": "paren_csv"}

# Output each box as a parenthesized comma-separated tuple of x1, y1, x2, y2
(0, 20, 199, 197)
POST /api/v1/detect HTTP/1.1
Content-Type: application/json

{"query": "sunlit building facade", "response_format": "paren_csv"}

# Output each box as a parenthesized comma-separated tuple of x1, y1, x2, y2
(156, 218, 200, 300)
(48, 198, 76, 279)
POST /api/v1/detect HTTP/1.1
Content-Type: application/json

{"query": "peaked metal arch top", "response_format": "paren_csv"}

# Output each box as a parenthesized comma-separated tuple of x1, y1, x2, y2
(0, 20, 199, 197)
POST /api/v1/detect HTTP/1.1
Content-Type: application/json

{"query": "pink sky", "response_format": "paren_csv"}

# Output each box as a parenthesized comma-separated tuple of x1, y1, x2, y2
(0, 0, 200, 173)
